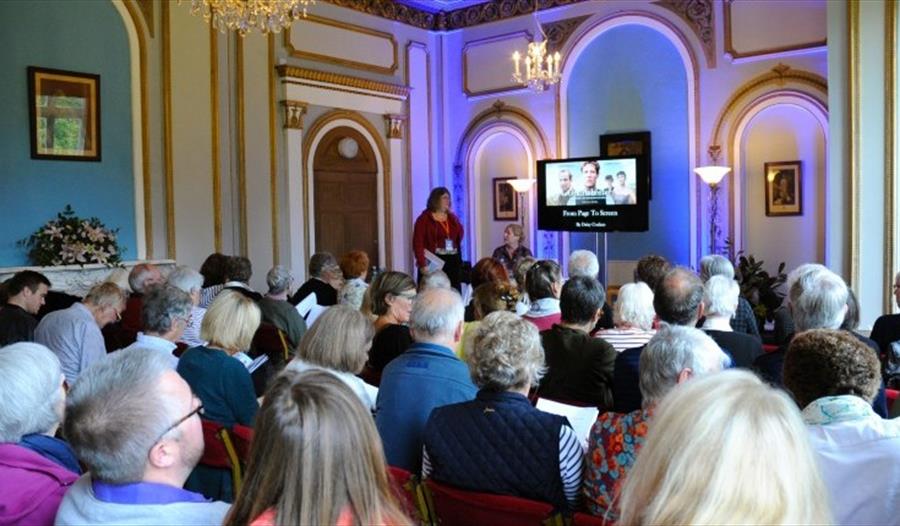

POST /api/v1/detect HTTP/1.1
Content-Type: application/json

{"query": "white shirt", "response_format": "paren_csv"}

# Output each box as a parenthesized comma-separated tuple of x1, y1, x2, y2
(803, 395, 900, 525)
(121, 332, 178, 367)
(286, 358, 377, 411)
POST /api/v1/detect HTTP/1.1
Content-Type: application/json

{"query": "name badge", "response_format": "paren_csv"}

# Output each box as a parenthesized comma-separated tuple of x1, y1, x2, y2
(445, 238, 454, 251)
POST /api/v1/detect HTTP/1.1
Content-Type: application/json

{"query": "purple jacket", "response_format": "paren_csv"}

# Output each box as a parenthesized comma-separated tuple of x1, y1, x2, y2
(0, 443, 78, 526)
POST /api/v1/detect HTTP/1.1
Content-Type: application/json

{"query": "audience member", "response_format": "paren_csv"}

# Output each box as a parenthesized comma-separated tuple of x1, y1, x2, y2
(701, 275, 763, 368)
(167, 266, 207, 348)
(538, 276, 616, 408)
(290, 252, 341, 307)
(57, 348, 230, 525)
(375, 287, 476, 472)
(0, 270, 50, 345)
(417, 269, 451, 293)
(366, 271, 416, 376)
(0, 343, 79, 526)
(465, 257, 509, 321)
(783, 329, 900, 524)
(522, 260, 563, 331)
(338, 250, 370, 311)
(632, 254, 671, 292)
(871, 270, 900, 357)
(596, 282, 656, 352)
(513, 256, 536, 315)
(424, 311, 583, 511)
(36, 282, 126, 384)
(120, 285, 192, 366)
(617, 370, 830, 525)
(568, 250, 613, 331)
(198, 253, 229, 308)
(223, 256, 262, 302)
(257, 265, 307, 348)
(583, 326, 728, 518)
(224, 370, 410, 526)
(699, 254, 760, 340)
(613, 266, 705, 412)
(287, 305, 377, 410)
(457, 281, 518, 359)
(119, 262, 164, 341)
(491, 223, 533, 277)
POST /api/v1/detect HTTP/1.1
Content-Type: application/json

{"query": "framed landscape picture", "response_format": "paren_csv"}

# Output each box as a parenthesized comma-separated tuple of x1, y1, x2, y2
(493, 177, 518, 221)
(28, 66, 101, 161)
(764, 161, 802, 216)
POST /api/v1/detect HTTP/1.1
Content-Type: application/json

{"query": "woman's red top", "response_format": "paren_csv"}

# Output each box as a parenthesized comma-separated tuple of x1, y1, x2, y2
(412, 210, 464, 268)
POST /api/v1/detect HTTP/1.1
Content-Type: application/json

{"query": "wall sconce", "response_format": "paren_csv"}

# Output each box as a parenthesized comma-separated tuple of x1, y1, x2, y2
(694, 166, 731, 254)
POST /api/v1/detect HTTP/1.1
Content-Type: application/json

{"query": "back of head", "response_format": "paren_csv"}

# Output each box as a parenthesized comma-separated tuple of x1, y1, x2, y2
(199, 253, 229, 288)
(620, 370, 831, 525)
(339, 251, 370, 280)
(369, 271, 416, 316)
(128, 263, 161, 294)
(698, 254, 734, 282)
(560, 275, 605, 325)
(201, 289, 262, 352)
(513, 257, 536, 290)
(613, 282, 655, 331)
(526, 260, 561, 301)
(64, 348, 176, 483)
(409, 287, 463, 343)
(0, 343, 63, 442)
(472, 282, 518, 319)
(167, 266, 204, 295)
(84, 282, 127, 310)
(842, 288, 860, 331)
(653, 267, 704, 326)
(634, 254, 672, 291)
(638, 325, 729, 404)
(418, 270, 451, 293)
(225, 256, 253, 283)
(471, 258, 509, 289)
(790, 267, 848, 332)
(568, 250, 599, 279)
(225, 370, 408, 526)
(469, 311, 544, 392)
(784, 329, 881, 409)
(308, 253, 337, 279)
(142, 285, 193, 334)
(266, 265, 293, 295)
(297, 305, 373, 374)
(703, 275, 740, 319)
(5, 270, 51, 298)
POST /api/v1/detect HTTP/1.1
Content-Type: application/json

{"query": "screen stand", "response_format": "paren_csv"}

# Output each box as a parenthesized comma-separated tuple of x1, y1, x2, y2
(595, 232, 609, 287)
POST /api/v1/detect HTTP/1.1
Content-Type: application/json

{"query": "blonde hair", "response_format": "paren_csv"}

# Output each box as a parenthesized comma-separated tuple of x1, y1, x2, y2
(200, 289, 261, 353)
(613, 282, 655, 330)
(618, 370, 831, 525)
(84, 282, 127, 309)
(296, 305, 374, 373)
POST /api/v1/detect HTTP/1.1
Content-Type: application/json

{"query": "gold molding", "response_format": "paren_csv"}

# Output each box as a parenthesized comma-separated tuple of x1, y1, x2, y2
(723, 0, 827, 60)
(161, 0, 174, 259)
(461, 30, 533, 98)
(210, 27, 222, 253)
(282, 101, 308, 129)
(302, 110, 393, 269)
(135, 0, 154, 37)
(283, 14, 398, 75)
(122, 0, 153, 258)
(268, 34, 279, 265)
(236, 35, 248, 257)
(849, 0, 860, 292)
(276, 65, 410, 98)
(384, 114, 406, 139)
(454, 101, 551, 171)
(885, 0, 896, 312)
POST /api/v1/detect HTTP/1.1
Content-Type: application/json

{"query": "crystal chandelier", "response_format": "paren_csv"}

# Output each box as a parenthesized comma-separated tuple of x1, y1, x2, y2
(190, 0, 315, 36)
(512, 38, 561, 92)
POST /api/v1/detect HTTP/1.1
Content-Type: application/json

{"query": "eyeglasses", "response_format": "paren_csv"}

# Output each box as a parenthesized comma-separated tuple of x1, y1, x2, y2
(396, 292, 417, 300)
(155, 399, 204, 443)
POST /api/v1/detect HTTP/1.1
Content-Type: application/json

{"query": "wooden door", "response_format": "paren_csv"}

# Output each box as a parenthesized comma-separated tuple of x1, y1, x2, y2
(313, 127, 379, 266)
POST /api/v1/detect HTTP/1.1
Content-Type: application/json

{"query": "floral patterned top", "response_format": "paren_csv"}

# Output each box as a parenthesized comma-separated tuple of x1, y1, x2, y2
(583, 407, 654, 519)
(339, 277, 368, 312)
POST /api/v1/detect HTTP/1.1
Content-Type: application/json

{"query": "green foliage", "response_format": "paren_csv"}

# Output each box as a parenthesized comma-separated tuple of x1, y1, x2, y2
(18, 205, 123, 267)
(732, 252, 787, 329)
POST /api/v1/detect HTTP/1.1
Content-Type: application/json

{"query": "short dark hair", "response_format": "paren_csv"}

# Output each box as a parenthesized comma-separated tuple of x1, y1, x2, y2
(5, 271, 50, 297)
(634, 254, 672, 292)
(526, 260, 561, 301)
(653, 267, 703, 326)
(225, 256, 252, 283)
(783, 329, 881, 409)
(199, 253, 229, 288)
(308, 253, 337, 278)
(560, 276, 605, 325)
(426, 187, 451, 212)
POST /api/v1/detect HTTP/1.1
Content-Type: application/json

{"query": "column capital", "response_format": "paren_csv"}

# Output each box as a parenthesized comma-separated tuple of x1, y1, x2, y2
(282, 100, 308, 130)
(384, 114, 407, 139)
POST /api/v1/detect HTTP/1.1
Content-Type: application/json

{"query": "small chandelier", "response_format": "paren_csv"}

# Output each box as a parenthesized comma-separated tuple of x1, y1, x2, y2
(190, 0, 315, 36)
(512, 38, 561, 92)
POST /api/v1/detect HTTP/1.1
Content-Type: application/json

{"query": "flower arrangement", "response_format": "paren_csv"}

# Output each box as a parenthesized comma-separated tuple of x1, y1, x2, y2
(19, 205, 123, 266)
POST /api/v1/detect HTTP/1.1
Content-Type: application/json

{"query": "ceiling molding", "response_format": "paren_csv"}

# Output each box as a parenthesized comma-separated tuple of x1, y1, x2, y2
(542, 14, 590, 49)
(652, 0, 715, 67)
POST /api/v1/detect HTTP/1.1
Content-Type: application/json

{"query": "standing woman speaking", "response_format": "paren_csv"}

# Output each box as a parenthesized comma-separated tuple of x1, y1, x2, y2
(413, 187, 464, 291)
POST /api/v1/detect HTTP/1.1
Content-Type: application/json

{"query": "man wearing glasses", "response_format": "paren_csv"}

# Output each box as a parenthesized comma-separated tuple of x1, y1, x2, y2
(56, 348, 229, 525)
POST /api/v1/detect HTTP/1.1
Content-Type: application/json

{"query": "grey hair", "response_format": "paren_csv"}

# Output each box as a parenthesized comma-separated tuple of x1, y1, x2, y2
(0, 343, 63, 442)
(699, 254, 734, 282)
(792, 268, 849, 332)
(614, 282, 655, 331)
(703, 275, 740, 318)
(786, 263, 828, 307)
(266, 265, 293, 295)
(639, 325, 730, 404)
(409, 287, 464, 341)
(166, 266, 203, 295)
(309, 253, 338, 278)
(568, 250, 600, 278)
(418, 270, 451, 292)
(142, 285, 193, 334)
(128, 263, 159, 294)
(468, 311, 545, 391)
(64, 348, 177, 483)
(84, 282, 127, 310)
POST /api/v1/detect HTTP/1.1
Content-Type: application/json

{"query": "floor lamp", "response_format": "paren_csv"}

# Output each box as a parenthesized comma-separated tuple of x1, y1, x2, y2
(694, 166, 731, 255)
(507, 178, 535, 232)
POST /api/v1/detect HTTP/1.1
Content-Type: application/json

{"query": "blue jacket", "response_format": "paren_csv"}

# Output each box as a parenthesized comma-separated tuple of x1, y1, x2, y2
(375, 342, 477, 472)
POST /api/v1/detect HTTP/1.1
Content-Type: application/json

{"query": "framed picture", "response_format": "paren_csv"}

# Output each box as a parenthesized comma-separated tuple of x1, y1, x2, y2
(28, 66, 101, 161)
(600, 131, 651, 198)
(764, 161, 802, 216)
(493, 177, 518, 221)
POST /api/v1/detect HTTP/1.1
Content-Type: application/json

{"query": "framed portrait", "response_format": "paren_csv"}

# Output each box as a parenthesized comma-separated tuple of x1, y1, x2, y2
(28, 66, 101, 161)
(493, 177, 518, 221)
(600, 131, 651, 198)
(764, 161, 802, 216)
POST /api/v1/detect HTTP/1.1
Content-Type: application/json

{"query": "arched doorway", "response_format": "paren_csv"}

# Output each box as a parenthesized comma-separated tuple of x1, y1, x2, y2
(312, 127, 379, 267)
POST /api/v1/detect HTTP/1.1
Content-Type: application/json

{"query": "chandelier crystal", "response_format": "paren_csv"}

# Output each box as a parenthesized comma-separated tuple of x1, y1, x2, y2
(190, 0, 315, 36)
(512, 37, 561, 92)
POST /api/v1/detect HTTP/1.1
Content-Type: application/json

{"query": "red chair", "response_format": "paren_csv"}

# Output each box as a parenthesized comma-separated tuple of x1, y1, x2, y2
(231, 424, 254, 463)
(252, 322, 292, 365)
(424, 479, 563, 526)
(762, 344, 779, 353)
(573, 511, 613, 526)
(887, 389, 899, 412)
(173, 342, 189, 358)
(388, 466, 429, 523)
(358, 364, 382, 387)
(199, 420, 243, 494)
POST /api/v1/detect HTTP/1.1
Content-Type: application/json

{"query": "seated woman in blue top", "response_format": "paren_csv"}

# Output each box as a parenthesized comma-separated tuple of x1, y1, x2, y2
(422, 311, 584, 512)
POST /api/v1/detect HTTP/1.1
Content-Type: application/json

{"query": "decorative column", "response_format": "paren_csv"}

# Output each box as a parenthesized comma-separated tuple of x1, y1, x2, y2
(282, 100, 308, 281)
(384, 114, 408, 272)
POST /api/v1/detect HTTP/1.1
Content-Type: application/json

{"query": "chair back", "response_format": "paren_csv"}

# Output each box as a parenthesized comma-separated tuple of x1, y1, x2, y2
(573, 511, 613, 526)
(231, 423, 254, 463)
(424, 478, 562, 526)
(252, 322, 292, 366)
(388, 466, 430, 523)
(199, 419, 244, 493)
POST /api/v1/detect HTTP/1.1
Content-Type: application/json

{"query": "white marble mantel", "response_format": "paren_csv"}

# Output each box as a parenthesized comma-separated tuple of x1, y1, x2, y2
(0, 259, 176, 297)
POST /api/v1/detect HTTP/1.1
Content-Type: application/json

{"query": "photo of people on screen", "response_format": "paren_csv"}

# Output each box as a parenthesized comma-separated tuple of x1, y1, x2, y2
(544, 158, 638, 206)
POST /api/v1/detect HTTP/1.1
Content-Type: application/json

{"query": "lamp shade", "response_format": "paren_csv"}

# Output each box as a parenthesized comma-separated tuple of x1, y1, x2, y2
(507, 178, 535, 193)
(694, 166, 731, 186)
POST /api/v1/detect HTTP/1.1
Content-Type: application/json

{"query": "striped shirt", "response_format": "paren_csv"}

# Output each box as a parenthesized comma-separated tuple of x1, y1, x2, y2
(199, 284, 224, 309)
(595, 328, 656, 353)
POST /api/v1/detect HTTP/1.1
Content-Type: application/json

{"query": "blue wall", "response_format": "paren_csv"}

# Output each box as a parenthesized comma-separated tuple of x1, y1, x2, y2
(566, 24, 690, 267)
(0, 0, 136, 266)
